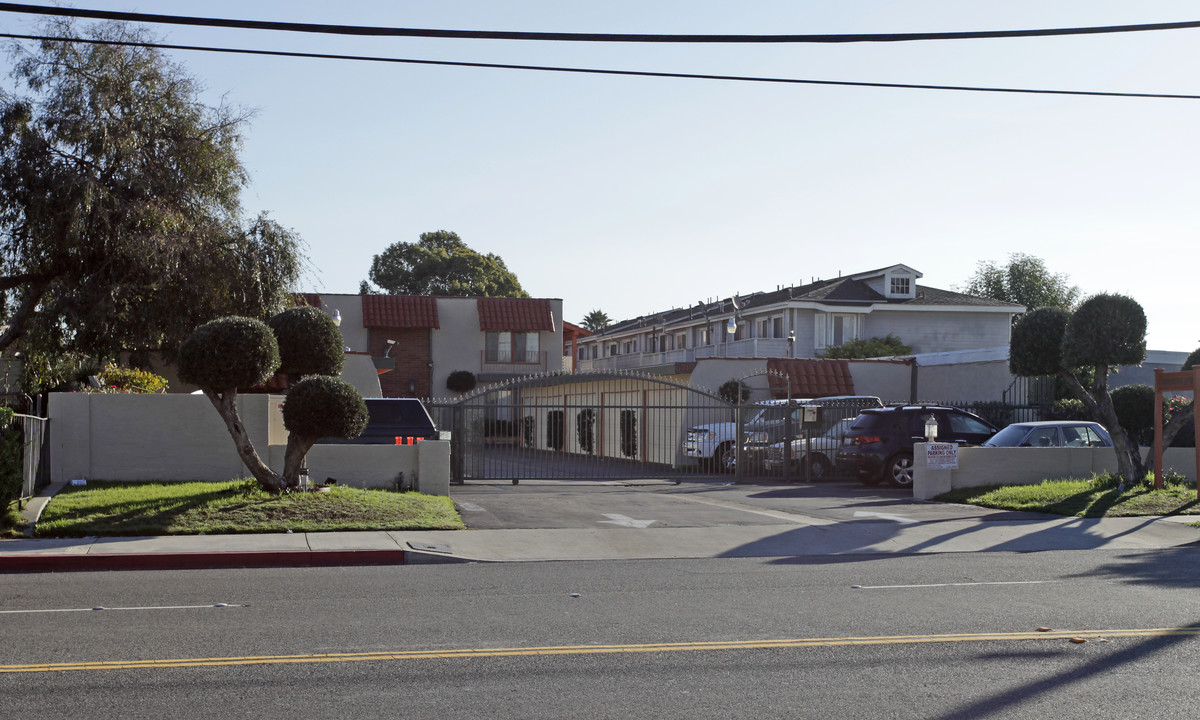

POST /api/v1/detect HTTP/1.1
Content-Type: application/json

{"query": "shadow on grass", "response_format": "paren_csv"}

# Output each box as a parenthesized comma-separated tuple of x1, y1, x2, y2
(36, 483, 243, 537)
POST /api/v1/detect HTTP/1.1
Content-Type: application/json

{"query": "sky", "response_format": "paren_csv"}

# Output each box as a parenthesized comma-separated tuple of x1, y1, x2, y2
(0, 1, 1197, 351)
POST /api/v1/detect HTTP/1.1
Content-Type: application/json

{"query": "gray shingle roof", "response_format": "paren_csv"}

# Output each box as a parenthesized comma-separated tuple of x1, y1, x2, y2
(591, 274, 1020, 337)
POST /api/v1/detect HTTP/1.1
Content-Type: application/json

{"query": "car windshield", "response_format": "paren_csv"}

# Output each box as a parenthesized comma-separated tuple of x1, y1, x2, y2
(984, 425, 1034, 447)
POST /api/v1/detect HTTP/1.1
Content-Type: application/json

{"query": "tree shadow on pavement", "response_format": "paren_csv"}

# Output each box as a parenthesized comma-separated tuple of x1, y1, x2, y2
(928, 621, 1200, 720)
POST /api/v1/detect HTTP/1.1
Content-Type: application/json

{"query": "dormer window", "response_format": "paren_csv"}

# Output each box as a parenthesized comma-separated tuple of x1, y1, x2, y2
(890, 276, 911, 296)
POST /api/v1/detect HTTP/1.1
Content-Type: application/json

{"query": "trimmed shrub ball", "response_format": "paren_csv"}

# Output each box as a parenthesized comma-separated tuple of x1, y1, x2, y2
(283, 375, 368, 440)
(178, 316, 280, 391)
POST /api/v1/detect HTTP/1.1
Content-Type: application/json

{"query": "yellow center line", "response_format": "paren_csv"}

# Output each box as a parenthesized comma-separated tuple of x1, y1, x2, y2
(4, 628, 1198, 674)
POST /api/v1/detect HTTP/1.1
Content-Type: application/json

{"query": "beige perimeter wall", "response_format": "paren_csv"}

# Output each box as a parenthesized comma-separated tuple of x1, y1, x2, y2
(48, 392, 449, 495)
(913, 443, 1198, 500)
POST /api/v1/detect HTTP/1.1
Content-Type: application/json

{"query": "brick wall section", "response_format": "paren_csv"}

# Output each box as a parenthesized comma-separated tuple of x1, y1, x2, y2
(371, 328, 432, 397)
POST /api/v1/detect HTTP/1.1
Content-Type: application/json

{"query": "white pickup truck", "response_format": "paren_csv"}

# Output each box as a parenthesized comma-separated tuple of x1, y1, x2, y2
(683, 396, 882, 474)
(682, 403, 781, 472)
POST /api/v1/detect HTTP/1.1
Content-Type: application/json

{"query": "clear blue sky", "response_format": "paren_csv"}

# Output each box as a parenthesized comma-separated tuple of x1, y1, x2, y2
(2, 2, 1197, 351)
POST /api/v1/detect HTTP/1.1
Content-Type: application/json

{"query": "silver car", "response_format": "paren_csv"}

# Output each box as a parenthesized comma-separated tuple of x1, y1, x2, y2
(982, 421, 1112, 448)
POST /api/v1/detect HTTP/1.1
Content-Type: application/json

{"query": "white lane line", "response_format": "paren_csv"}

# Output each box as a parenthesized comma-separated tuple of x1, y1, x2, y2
(853, 511, 917, 524)
(456, 502, 486, 512)
(599, 514, 656, 528)
(852, 581, 1057, 590)
(668, 493, 839, 526)
(0, 603, 244, 615)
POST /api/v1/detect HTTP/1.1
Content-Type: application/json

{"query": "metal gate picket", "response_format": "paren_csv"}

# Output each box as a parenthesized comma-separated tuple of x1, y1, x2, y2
(427, 371, 733, 483)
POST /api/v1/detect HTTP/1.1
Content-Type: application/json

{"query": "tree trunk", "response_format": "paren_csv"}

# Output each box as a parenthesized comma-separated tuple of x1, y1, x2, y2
(202, 388, 286, 493)
(1061, 369, 1145, 483)
(282, 434, 316, 489)
(1141, 402, 1196, 469)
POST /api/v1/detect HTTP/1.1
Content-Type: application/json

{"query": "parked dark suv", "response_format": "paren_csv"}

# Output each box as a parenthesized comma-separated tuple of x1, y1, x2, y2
(836, 405, 997, 487)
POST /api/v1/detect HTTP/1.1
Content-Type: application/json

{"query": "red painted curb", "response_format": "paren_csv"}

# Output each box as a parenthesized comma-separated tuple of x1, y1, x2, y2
(0, 549, 409, 573)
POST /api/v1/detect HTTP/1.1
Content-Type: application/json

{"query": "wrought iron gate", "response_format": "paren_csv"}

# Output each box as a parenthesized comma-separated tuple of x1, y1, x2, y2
(426, 371, 734, 482)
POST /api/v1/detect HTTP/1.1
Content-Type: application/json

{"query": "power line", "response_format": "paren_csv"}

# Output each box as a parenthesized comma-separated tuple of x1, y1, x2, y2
(1, 2, 1199, 43)
(1, 32, 1196, 101)
(3, 32, 1196, 101)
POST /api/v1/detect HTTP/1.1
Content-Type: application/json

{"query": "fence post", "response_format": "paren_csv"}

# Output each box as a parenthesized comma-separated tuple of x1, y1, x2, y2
(450, 404, 464, 485)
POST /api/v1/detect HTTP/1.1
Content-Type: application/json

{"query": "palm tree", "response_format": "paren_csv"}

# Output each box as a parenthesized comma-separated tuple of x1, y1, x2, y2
(581, 309, 611, 332)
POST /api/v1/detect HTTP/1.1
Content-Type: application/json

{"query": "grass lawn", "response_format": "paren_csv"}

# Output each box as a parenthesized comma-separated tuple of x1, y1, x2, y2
(935, 473, 1200, 519)
(30, 479, 465, 537)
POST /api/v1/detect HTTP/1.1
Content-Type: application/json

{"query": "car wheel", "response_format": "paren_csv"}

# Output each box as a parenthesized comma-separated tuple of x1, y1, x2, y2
(717, 443, 737, 473)
(886, 453, 914, 487)
(801, 456, 830, 484)
(798, 454, 830, 481)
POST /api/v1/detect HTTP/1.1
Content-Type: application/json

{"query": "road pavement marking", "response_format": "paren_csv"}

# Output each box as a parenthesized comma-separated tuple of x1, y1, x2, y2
(599, 513, 656, 528)
(456, 502, 486, 512)
(4, 628, 1197, 674)
(0, 603, 243, 615)
(668, 493, 838, 525)
(852, 581, 1056, 590)
(853, 511, 916, 524)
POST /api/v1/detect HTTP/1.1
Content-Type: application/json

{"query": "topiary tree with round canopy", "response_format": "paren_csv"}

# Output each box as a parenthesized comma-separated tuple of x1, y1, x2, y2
(281, 375, 367, 486)
(268, 306, 345, 378)
(180, 309, 366, 492)
(178, 316, 286, 492)
(1010, 294, 1195, 484)
(269, 306, 364, 488)
(1111, 384, 1156, 446)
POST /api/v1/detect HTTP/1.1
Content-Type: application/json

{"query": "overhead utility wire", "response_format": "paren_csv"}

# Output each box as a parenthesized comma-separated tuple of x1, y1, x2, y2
(2, 32, 1196, 101)
(1, 2, 1199, 43)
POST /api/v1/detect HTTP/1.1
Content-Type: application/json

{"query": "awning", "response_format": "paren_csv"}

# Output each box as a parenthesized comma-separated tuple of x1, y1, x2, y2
(766, 358, 856, 399)
(477, 297, 555, 332)
(361, 295, 440, 329)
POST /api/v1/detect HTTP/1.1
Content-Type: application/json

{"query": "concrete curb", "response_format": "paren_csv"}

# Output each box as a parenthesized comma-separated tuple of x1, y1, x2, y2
(0, 548, 409, 573)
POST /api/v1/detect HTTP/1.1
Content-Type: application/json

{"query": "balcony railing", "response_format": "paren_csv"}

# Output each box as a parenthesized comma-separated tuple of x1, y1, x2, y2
(577, 338, 796, 372)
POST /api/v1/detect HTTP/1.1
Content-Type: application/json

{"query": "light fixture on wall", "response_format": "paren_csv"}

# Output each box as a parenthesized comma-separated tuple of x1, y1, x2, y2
(332, 309, 341, 327)
(383, 339, 397, 358)
(924, 414, 939, 442)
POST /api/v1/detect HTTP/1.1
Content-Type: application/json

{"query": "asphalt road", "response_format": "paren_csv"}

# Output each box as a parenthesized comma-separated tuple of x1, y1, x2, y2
(5, 548, 1200, 718)
(451, 478, 1048, 530)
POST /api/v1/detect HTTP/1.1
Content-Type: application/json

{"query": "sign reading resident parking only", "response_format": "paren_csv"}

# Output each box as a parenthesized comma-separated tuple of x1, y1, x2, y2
(926, 443, 959, 470)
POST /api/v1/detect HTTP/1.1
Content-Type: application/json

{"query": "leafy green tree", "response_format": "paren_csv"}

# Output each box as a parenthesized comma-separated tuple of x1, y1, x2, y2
(179, 311, 364, 493)
(581, 310, 611, 332)
(1183, 348, 1200, 371)
(1111, 384, 1156, 445)
(178, 316, 284, 492)
(718, 380, 751, 403)
(1009, 295, 1195, 483)
(0, 20, 304, 361)
(280, 375, 367, 486)
(363, 230, 526, 297)
(820, 334, 913, 359)
(962, 253, 1080, 320)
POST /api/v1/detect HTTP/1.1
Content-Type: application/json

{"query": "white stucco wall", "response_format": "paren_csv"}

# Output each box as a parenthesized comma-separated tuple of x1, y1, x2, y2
(318, 293, 369, 352)
(913, 443, 1198, 500)
(48, 392, 449, 494)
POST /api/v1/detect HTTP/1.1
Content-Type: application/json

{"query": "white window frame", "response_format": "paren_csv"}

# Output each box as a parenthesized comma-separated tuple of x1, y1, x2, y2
(814, 313, 861, 350)
(486, 331, 541, 363)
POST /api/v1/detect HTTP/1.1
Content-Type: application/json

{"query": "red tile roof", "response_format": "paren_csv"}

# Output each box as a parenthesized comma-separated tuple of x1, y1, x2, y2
(361, 295, 440, 329)
(766, 358, 855, 399)
(477, 298, 555, 332)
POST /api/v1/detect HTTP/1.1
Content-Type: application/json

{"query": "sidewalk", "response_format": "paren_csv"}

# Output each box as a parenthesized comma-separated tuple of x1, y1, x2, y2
(4, 481, 1200, 571)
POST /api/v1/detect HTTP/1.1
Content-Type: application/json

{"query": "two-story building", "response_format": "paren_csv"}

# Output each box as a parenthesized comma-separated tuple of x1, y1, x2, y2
(307, 293, 564, 398)
(576, 265, 1023, 373)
